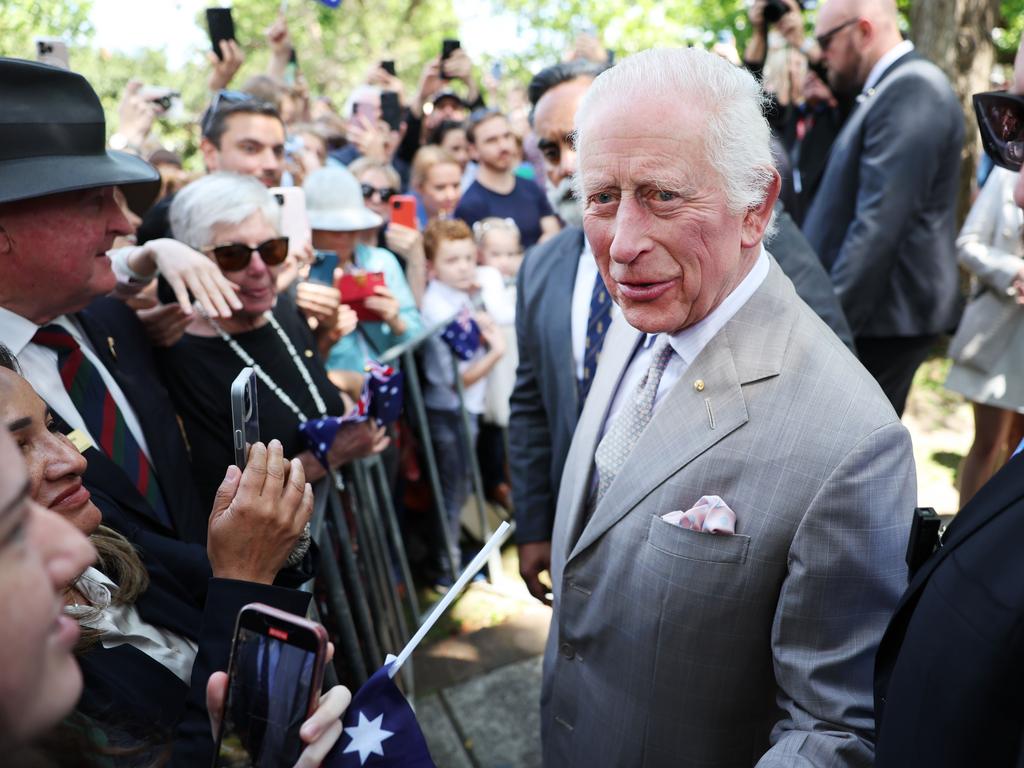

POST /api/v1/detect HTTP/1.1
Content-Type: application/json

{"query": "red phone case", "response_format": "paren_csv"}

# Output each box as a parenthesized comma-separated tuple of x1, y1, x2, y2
(337, 271, 386, 321)
(389, 194, 418, 230)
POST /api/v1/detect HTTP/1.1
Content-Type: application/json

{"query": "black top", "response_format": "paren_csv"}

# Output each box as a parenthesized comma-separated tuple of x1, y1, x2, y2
(157, 293, 344, 511)
(137, 192, 175, 243)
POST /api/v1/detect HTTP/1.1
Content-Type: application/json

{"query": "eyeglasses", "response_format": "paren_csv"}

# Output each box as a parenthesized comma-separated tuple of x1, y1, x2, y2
(206, 237, 290, 271)
(974, 91, 1024, 172)
(815, 18, 859, 52)
(361, 183, 399, 202)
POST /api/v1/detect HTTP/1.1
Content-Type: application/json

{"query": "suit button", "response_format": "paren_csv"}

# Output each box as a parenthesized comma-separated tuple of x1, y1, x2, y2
(559, 642, 575, 659)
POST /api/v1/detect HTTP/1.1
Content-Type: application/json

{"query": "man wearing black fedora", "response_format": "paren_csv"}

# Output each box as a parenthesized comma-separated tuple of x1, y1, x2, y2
(0, 57, 229, 551)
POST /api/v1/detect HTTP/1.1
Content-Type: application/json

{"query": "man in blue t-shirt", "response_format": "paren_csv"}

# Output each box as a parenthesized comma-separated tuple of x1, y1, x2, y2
(454, 110, 560, 248)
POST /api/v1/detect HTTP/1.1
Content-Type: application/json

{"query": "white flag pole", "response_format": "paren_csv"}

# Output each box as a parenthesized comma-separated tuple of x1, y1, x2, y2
(387, 521, 511, 678)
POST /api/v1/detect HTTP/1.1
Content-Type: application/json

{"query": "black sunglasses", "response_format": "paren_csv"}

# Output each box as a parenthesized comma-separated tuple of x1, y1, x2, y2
(207, 237, 290, 271)
(361, 183, 398, 202)
(974, 91, 1024, 172)
(815, 18, 859, 52)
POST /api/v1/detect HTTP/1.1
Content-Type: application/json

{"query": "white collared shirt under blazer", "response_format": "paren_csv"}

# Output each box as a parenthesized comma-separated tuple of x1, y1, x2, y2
(541, 255, 916, 768)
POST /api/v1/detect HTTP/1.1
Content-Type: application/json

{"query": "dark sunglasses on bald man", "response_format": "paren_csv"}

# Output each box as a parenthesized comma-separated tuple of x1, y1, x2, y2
(974, 91, 1024, 172)
(206, 236, 290, 271)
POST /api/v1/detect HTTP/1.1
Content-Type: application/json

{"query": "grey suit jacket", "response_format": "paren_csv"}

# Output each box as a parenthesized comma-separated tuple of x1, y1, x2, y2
(509, 226, 585, 544)
(802, 52, 964, 338)
(541, 259, 915, 767)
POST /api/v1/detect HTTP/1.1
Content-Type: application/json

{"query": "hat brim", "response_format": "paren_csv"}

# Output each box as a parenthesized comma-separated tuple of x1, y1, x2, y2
(308, 208, 384, 232)
(0, 150, 161, 213)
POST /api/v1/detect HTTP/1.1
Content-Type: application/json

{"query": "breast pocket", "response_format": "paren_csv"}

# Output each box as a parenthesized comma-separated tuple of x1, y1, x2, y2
(646, 514, 750, 564)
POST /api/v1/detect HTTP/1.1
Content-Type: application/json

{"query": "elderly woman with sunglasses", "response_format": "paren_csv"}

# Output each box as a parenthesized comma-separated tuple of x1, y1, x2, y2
(156, 172, 388, 514)
(304, 166, 424, 400)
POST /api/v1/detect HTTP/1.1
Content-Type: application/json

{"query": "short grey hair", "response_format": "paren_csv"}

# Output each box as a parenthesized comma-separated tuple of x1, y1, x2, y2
(169, 172, 281, 250)
(574, 47, 776, 216)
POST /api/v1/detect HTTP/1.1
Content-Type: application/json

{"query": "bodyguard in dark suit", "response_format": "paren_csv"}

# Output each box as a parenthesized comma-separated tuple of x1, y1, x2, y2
(803, 0, 964, 415)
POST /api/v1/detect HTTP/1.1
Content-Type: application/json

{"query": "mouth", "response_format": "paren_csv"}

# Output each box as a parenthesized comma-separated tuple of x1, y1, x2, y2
(241, 284, 273, 300)
(53, 612, 81, 650)
(49, 479, 90, 511)
(615, 278, 676, 302)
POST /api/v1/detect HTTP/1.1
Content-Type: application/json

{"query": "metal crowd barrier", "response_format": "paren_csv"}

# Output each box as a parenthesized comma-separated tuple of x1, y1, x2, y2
(306, 311, 516, 693)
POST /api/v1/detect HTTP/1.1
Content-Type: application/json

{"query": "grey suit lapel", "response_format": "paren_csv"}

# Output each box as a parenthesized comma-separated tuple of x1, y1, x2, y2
(566, 261, 797, 563)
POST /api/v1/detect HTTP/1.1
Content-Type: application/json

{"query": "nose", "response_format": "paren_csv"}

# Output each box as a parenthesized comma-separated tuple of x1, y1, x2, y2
(246, 249, 269, 275)
(559, 146, 577, 183)
(31, 500, 96, 590)
(262, 147, 283, 174)
(45, 433, 89, 485)
(608, 195, 653, 265)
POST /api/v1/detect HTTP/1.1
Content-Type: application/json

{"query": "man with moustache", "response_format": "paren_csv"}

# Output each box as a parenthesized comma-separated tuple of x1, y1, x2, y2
(542, 47, 913, 767)
(801, 0, 963, 415)
(511, 59, 853, 604)
(454, 110, 561, 249)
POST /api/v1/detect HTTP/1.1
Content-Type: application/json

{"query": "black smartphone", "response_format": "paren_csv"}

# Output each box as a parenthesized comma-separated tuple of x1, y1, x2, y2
(441, 38, 460, 78)
(308, 250, 339, 287)
(230, 368, 260, 469)
(380, 59, 396, 76)
(381, 91, 403, 131)
(213, 603, 328, 768)
(206, 7, 236, 61)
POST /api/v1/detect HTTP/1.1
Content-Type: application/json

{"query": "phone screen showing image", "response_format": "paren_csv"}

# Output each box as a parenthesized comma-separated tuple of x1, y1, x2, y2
(214, 628, 318, 768)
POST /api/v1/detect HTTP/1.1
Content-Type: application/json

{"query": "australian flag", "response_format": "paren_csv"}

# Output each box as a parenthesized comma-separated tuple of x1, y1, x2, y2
(440, 307, 481, 361)
(323, 664, 436, 767)
(299, 381, 369, 467)
(366, 361, 404, 425)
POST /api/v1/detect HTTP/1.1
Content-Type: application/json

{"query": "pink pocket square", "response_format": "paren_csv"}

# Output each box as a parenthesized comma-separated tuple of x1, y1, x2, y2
(661, 495, 737, 535)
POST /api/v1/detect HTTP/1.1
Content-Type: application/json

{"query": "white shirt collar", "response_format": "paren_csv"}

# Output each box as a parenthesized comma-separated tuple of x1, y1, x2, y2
(862, 39, 914, 95)
(0, 306, 42, 356)
(655, 245, 770, 367)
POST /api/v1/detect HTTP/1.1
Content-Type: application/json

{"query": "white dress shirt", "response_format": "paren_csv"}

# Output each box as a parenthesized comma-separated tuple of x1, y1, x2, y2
(599, 247, 770, 442)
(571, 238, 621, 381)
(66, 566, 198, 682)
(862, 39, 915, 95)
(0, 306, 154, 461)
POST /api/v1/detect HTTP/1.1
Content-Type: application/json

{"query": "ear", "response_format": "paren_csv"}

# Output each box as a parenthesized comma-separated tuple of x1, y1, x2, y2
(0, 225, 11, 255)
(199, 137, 220, 173)
(468, 142, 480, 162)
(740, 169, 781, 249)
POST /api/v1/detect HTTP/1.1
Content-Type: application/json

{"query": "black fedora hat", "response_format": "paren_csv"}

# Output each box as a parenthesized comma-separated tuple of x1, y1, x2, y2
(0, 57, 160, 212)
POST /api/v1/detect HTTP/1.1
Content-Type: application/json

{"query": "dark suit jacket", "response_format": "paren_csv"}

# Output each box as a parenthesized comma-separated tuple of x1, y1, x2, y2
(77, 296, 207, 544)
(509, 227, 584, 545)
(509, 221, 854, 545)
(873, 453, 1024, 767)
(802, 51, 964, 338)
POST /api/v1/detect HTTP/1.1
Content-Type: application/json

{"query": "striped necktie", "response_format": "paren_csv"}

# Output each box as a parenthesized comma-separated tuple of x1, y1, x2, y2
(33, 324, 171, 528)
(578, 273, 612, 409)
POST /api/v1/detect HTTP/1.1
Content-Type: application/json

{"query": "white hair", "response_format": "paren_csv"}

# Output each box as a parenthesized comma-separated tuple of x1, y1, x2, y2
(574, 47, 776, 217)
(169, 172, 281, 250)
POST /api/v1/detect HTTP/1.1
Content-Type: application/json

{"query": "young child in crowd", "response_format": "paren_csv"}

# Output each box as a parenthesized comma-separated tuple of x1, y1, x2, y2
(420, 219, 508, 585)
(474, 218, 523, 510)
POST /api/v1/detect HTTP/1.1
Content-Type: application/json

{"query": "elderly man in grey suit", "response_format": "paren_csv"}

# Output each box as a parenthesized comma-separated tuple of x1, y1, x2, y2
(541, 47, 915, 768)
(802, 0, 963, 415)
(512, 58, 855, 605)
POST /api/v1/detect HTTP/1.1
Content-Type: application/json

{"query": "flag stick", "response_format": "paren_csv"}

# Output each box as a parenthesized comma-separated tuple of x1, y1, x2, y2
(387, 521, 511, 678)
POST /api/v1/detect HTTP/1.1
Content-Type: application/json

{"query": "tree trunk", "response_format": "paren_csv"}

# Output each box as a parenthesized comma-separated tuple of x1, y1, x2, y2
(910, 0, 1000, 227)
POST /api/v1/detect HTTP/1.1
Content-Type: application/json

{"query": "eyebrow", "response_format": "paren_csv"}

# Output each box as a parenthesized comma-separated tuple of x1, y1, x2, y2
(6, 416, 31, 432)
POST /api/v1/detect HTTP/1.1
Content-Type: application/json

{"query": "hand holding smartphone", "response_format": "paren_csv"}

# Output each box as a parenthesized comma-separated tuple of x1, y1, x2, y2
(440, 38, 460, 79)
(389, 194, 418, 230)
(213, 604, 328, 768)
(206, 7, 237, 61)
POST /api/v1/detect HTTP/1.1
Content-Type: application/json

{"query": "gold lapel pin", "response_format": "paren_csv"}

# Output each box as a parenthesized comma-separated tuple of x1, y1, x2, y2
(693, 379, 705, 392)
(107, 336, 117, 360)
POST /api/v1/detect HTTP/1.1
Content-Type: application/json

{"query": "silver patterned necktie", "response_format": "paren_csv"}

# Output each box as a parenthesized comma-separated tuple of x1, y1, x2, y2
(593, 337, 675, 506)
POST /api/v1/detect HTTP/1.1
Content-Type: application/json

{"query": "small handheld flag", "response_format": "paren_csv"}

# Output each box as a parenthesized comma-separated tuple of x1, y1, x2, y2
(440, 307, 481, 361)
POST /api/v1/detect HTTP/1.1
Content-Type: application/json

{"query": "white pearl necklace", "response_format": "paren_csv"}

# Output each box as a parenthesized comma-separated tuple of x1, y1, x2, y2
(200, 309, 328, 422)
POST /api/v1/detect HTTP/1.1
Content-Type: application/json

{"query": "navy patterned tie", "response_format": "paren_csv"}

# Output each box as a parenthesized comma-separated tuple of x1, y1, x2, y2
(578, 273, 612, 409)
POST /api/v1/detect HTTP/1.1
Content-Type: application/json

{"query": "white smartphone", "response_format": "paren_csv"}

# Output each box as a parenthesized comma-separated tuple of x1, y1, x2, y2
(35, 38, 70, 69)
(230, 367, 260, 469)
(270, 186, 311, 245)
